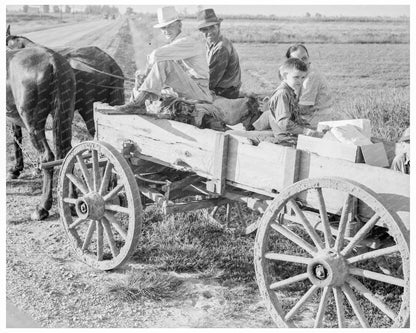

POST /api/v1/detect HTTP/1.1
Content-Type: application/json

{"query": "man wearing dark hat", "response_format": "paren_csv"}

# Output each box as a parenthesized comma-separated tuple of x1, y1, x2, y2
(197, 8, 242, 99)
(117, 6, 212, 113)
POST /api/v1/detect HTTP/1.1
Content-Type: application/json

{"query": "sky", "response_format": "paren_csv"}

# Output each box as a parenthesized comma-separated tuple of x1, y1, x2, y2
(5, 2, 410, 17)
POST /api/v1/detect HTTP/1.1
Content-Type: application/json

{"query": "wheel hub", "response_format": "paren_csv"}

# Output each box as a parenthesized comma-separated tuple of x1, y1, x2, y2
(75, 192, 105, 220)
(307, 250, 349, 287)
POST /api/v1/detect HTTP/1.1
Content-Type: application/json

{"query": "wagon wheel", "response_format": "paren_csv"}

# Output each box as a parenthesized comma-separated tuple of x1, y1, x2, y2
(254, 177, 409, 328)
(58, 141, 142, 270)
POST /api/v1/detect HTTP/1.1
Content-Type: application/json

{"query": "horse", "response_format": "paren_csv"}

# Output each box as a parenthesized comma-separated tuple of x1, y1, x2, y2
(7, 25, 125, 137)
(6, 46, 76, 220)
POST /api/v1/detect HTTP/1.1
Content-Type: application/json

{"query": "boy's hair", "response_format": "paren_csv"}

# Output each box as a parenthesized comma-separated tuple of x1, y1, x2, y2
(285, 44, 309, 59)
(280, 58, 308, 78)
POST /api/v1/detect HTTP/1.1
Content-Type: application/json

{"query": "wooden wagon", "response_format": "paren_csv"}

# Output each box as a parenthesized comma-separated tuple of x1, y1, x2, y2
(56, 102, 410, 328)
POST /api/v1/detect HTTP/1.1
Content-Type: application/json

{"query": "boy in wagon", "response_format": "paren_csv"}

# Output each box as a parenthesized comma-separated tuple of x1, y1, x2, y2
(249, 58, 322, 145)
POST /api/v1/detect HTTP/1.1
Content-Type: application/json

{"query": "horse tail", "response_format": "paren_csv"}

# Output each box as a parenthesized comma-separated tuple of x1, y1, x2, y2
(50, 52, 75, 159)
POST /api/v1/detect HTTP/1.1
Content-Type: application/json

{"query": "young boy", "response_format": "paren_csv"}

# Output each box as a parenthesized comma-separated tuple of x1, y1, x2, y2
(261, 58, 322, 144)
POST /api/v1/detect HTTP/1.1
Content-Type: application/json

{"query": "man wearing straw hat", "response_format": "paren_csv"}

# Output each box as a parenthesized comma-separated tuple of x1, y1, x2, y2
(197, 8, 241, 99)
(117, 6, 212, 113)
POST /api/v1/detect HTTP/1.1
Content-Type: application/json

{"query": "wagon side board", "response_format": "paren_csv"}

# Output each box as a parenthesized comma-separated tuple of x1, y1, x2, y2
(297, 150, 410, 234)
(94, 103, 300, 196)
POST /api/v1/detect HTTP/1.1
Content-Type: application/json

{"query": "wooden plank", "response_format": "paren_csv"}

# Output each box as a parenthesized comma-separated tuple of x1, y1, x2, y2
(206, 133, 228, 194)
(297, 135, 360, 163)
(226, 134, 300, 194)
(165, 198, 232, 214)
(297, 150, 410, 233)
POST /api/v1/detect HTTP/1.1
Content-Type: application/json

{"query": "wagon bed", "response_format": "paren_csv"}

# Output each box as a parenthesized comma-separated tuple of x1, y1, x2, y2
(56, 102, 410, 328)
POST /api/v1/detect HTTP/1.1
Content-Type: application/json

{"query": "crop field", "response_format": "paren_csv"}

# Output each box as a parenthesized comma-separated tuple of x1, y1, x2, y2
(6, 11, 410, 328)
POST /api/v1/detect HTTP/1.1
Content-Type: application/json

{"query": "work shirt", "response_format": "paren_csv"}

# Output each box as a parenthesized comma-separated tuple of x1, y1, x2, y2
(206, 35, 241, 93)
(299, 64, 332, 111)
(268, 82, 309, 139)
(148, 33, 209, 81)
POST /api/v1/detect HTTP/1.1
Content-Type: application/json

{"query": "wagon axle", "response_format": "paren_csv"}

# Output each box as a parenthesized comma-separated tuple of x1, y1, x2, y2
(308, 250, 349, 287)
(75, 192, 105, 220)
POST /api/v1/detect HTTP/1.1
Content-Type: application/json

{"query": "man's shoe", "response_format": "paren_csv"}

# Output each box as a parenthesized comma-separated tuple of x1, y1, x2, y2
(115, 91, 157, 114)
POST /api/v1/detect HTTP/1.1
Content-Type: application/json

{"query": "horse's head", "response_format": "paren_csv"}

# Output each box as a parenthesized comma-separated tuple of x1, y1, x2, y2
(6, 25, 34, 49)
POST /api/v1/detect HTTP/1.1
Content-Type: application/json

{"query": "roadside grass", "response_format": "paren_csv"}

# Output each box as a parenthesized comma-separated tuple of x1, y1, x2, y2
(107, 268, 183, 302)
(132, 205, 260, 283)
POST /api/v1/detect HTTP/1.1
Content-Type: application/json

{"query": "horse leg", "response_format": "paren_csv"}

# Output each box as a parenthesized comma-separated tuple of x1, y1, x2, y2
(27, 128, 54, 221)
(8, 123, 24, 179)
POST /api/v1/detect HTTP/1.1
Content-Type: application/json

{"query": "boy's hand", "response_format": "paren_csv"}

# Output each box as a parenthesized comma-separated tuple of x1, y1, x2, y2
(304, 128, 324, 138)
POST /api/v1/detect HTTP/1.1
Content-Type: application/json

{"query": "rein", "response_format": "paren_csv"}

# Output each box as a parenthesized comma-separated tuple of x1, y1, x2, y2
(73, 58, 135, 82)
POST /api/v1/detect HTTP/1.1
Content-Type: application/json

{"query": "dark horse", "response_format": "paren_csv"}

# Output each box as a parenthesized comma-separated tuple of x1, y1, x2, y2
(6, 46, 76, 220)
(7, 25, 125, 137)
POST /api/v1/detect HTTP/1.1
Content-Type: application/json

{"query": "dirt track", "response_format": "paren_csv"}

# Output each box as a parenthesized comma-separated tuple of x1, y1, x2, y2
(6, 16, 276, 328)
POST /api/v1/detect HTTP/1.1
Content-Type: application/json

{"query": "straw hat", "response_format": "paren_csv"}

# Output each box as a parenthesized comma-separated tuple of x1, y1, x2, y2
(197, 8, 223, 29)
(153, 6, 181, 28)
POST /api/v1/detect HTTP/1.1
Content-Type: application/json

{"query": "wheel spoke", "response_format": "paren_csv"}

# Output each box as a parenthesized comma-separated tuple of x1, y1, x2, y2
(63, 197, 77, 204)
(104, 213, 127, 240)
(284, 285, 319, 321)
(341, 214, 380, 256)
(269, 272, 309, 290)
(341, 284, 370, 328)
(82, 220, 96, 251)
(347, 245, 399, 264)
(347, 277, 397, 320)
(92, 149, 100, 192)
(288, 199, 324, 250)
(66, 173, 88, 195)
(314, 286, 331, 328)
(105, 204, 130, 214)
(265, 252, 311, 265)
(101, 218, 120, 258)
(103, 183, 124, 202)
(333, 287, 346, 328)
(349, 267, 405, 287)
(99, 161, 113, 195)
(96, 220, 104, 261)
(271, 223, 317, 256)
(69, 217, 86, 229)
(314, 188, 333, 248)
(334, 194, 353, 251)
(76, 153, 93, 192)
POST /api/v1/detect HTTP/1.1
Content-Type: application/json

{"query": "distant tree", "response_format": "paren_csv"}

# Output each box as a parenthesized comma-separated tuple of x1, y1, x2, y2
(43, 5, 49, 14)
(85, 5, 102, 15)
(305, 12, 311, 18)
(65, 5, 71, 14)
(126, 7, 133, 15)
(315, 13, 322, 19)
(53, 5, 60, 14)
(23, 5, 29, 13)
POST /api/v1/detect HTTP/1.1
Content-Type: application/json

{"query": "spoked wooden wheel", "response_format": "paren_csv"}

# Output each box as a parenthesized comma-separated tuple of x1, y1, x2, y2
(254, 177, 409, 328)
(58, 141, 142, 270)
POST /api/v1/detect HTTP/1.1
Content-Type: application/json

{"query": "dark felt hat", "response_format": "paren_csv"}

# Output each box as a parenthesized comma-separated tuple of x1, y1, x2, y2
(197, 8, 223, 29)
